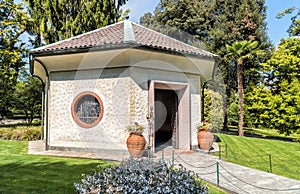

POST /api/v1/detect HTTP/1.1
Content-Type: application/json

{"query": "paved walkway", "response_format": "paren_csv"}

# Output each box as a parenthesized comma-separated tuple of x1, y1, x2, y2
(29, 141, 300, 194)
(165, 153, 300, 194)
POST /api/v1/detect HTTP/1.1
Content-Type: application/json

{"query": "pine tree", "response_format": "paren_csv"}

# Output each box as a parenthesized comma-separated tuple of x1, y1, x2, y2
(25, 0, 129, 46)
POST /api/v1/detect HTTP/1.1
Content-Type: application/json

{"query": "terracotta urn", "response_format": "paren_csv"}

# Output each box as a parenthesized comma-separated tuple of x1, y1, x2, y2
(126, 133, 146, 158)
(197, 129, 214, 151)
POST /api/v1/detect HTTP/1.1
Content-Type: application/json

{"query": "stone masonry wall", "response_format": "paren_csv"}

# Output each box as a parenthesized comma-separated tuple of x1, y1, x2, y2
(48, 66, 201, 152)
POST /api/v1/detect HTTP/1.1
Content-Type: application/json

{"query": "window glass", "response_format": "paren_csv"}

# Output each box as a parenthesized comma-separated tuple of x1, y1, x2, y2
(72, 92, 103, 128)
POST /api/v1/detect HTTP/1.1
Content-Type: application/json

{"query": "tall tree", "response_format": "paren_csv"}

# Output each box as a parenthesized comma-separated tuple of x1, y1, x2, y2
(0, 0, 28, 119)
(226, 40, 258, 136)
(246, 38, 300, 135)
(13, 71, 43, 124)
(262, 38, 300, 87)
(140, 0, 272, 130)
(25, 0, 129, 46)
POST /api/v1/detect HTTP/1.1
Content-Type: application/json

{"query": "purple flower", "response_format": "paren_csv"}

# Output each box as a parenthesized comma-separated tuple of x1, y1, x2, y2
(134, 122, 139, 126)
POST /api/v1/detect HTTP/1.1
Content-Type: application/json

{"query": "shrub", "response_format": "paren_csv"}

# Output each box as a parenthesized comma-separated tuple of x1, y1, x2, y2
(0, 126, 41, 141)
(74, 158, 208, 194)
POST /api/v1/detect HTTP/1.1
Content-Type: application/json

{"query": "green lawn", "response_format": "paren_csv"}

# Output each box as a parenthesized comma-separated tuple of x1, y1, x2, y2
(206, 182, 228, 194)
(227, 126, 300, 142)
(0, 140, 227, 194)
(0, 140, 116, 193)
(216, 134, 300, 180)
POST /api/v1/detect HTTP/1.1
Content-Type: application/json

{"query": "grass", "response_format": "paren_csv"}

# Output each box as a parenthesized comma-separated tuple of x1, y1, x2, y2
(0, 140, 227, 194)
(205, 181, 228, 194)
(0, 140, 116, 193)
(227, 126, 300, 142)
(216, 133, 300, 180)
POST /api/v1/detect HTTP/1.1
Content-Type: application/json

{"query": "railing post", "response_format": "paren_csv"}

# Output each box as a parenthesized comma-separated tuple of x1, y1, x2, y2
(162, 150, 164, 162)
(269, 154, 272, 173)
(225, 144, 228, 158)
(216, 162, 220, 186)
(219, 145, 222, 160)
(172, 150, 175, 166)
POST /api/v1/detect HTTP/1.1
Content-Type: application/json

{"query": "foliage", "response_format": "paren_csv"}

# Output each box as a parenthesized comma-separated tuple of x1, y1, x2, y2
(217, 134, 300, 180)
(24, 0, 129, 46)
(126, 122, 144, 134)
(140, 0, 273, 130)
(74, 158, 208, 193)
(225, 40, 259, 61)
(0, 125, 41, 141)
(0, 0, 28, 119)
(196, 120, 211, 131)
(203, 89, 224, 131)
(246, 38, 300, 135)
(276, 6, 300, 36)
(228, 97, 238, 126)
(13, 70, 43, 124)
(262, 38, 300, 87)
(246, 79, 300, 135)
(0, 140, 115, 193)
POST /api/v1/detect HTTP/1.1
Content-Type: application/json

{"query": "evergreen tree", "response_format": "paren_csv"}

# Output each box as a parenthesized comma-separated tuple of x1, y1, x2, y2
(246, 38, 300, 135)
(25, 0, 129, 46)
(262, 38, 300, 88)
(0, 0, 28, 119)
(141, 0, 272, 130)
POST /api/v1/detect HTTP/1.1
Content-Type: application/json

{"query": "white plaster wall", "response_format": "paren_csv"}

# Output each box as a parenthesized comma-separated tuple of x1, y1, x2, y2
(48, 66, 202, 152)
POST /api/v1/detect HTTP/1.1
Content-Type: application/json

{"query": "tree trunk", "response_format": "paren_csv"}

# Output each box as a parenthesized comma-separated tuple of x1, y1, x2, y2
(237, 59, 244, 136)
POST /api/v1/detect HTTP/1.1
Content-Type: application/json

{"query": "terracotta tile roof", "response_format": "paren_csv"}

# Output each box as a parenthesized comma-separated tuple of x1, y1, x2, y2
(31, 20, 216, 58)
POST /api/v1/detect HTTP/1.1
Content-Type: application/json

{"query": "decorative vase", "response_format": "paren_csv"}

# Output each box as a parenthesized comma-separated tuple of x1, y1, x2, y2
(197, 129, 214, 151)
(126, 133, 146, 158)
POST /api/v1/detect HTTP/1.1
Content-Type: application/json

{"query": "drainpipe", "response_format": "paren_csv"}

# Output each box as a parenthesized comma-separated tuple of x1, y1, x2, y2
(32, 75, 45, 140)
(201, 61, 217, 121)
(30, 56, 49, 150)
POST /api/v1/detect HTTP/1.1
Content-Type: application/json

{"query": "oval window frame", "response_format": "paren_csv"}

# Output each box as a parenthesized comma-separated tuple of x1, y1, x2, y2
(71, 91, 104, 128)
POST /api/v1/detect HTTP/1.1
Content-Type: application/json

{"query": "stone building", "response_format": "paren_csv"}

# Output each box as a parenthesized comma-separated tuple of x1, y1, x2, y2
(30, 20, 217, 155)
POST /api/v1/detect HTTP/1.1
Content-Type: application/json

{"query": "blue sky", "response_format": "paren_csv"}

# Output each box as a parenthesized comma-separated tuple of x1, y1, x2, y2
(122, 0, 299, 46)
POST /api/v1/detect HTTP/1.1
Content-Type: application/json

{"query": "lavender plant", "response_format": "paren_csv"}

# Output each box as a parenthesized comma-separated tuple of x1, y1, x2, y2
(74, 158, 208, 193)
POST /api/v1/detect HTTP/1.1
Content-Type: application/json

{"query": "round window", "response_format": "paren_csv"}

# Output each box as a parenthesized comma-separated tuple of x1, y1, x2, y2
(71, 92, 104, 128)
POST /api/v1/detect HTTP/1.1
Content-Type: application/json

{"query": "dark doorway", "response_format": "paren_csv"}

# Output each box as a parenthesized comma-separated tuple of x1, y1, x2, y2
(154, 89, 178, 151)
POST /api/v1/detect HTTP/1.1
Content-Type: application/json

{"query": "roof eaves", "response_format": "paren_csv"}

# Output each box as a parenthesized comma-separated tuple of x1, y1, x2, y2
(30, 41, 218, 60)
(31, 21, 125, 53)
(131, 21, 217, 58)
(136, 45, 217, 60)
(29, 42, 139, 57)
